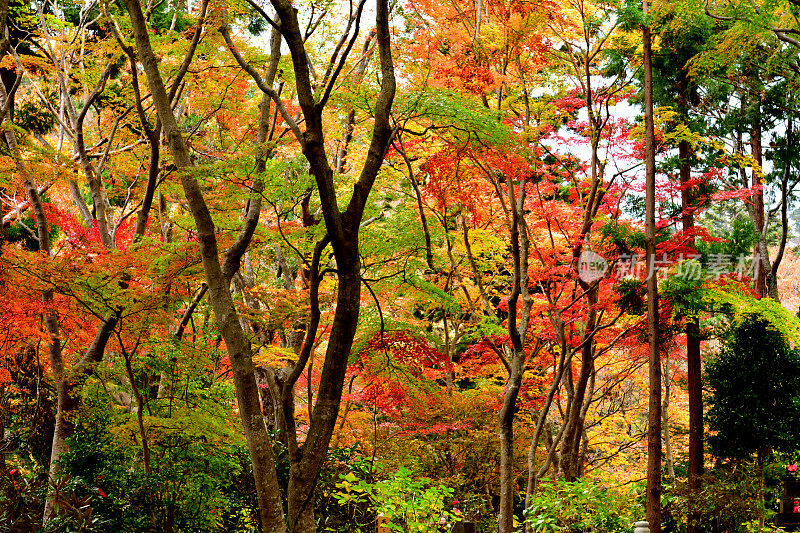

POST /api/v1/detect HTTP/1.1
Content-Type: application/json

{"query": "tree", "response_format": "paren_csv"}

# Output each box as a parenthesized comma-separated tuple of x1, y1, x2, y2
(707, 313, 800, 528)
(707, 314, 800, 457)
(705, 0, 800, 51)
(642, 0, 662, 529)
(689, 3, 800, 302)
(4, 0, 800, 529)
(121, 0, 396, 530)
(650, 3, 713, 530)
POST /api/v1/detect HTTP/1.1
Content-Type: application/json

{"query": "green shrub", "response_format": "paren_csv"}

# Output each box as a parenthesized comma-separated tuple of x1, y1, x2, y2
(333, 464, 458, 532)
(524, 478, 642, 533)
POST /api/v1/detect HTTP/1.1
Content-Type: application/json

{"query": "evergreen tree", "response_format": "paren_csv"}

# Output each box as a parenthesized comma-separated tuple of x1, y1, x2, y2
(707, 313, 800, 461)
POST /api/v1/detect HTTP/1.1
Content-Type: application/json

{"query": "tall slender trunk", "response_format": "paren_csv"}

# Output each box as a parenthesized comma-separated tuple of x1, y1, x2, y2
(0, 41, 70, 520)
(643, 3, 662, 530)
(681, 137, 703, 533)
(2, 105, 99, 524)
(750, 108, 767, 299)
(686, 317, 702, 529)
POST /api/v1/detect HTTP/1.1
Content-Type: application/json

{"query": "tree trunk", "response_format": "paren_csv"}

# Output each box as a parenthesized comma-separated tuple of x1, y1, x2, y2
(524, 324, 571, 512)
(680, 138, 704, 533)
(0, 56, 68, 522)
(267, 0, 396, 528)
(552, 28, 607, 487)
(123, 2, 286, 530)
(686, 318, 702, 527)
(560, 288, 597, 482)
(750, 107, 767, 299)
(127, 0, 396, 529)
(498, 355, 523, 533)
(284, 265, 361, 533)
(496, 160, 533, 532)
(643, 2, 662, 530)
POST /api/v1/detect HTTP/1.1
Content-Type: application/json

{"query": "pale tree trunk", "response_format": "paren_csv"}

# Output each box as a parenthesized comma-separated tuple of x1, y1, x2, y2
(745, 101, 785, 302)
(643, 2, 662, 529)
(29, 0, 207, 519)
(37, 22, 178, 521)
(36, 7, 115, 249)
(0, 66, 106, 524)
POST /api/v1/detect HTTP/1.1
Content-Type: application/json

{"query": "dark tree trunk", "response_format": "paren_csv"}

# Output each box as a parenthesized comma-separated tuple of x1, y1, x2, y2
(681, 139, 704, 533)
(498, 358, 523, 533)
(559, 288, 597, 482)
(496, 164, 533, 533)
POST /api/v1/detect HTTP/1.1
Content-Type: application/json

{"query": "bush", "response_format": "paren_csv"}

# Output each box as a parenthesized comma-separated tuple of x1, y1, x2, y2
(333, 464, 459, 532)
(666, 461, 785, 533)
(524, 478, 642, 533)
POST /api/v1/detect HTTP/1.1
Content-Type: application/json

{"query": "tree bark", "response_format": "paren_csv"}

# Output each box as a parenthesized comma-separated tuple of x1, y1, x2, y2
(498, 356, 523, 533)
(523, 318, 571, 509)
(559, 290, 597, 482)
(0, 82, 107, 525)
(680, 137, 703, 533)
(264, 0, 396, 529)
(750, 107, 767, 299)
(551, 29, 609, 488)
(0, 35, 70, 520)
(662, 351, 674, 481)
(497, 165, 534, 533)
(123, 1, 286, 530)
(643, 2, 662, 529)
(126, 0, 396, 530)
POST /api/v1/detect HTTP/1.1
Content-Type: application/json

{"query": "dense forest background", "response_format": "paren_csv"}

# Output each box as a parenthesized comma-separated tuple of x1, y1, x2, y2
(2, 0, 800, 531)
